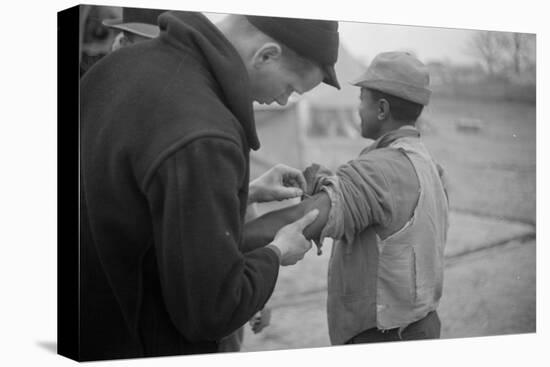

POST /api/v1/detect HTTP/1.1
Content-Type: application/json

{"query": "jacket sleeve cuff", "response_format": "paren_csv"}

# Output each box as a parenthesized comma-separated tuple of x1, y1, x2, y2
(265, 243, 282, 264)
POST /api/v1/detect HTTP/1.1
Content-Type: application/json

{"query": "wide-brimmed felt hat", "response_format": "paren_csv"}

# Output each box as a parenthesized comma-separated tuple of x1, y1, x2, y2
(352, 51, 431, 105)
(246, 15, 341, 90)
(102, 7, 167, 39)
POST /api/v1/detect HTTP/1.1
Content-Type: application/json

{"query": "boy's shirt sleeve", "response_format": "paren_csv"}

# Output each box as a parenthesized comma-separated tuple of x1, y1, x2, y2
(311, 151, 396, 244)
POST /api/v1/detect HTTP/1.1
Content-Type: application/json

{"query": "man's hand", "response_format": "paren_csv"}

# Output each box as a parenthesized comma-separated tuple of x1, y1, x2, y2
(302, 163, 334, 198)
(270, 209, 319, 266)
(249, 164, 307, 204)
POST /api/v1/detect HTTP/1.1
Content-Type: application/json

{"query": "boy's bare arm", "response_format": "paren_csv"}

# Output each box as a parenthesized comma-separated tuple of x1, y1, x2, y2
(242, 192, 331, 253)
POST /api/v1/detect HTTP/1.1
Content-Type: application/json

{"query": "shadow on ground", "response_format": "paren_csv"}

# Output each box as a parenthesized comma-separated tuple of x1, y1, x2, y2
(36, 341, 57, 354)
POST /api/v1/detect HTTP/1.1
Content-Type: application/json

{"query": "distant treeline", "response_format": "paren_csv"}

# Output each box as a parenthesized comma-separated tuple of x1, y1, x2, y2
(428, 30, 536, 104)
(431, 77, 536, 105)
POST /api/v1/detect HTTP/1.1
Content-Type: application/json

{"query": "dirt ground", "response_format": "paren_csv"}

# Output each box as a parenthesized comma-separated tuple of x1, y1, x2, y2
(439, 238, 535, 338)
(240, 221, 535, 352)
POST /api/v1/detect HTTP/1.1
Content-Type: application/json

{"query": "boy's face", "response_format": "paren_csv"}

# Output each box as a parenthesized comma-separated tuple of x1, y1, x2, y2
(358, 88, 383, 139)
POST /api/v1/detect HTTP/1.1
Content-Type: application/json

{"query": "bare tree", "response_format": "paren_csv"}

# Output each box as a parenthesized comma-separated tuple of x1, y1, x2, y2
(466, 31, 508, 76)
(511, 33, 522, 74)
(500, 32, 534, 75)
(510, 33, 536, 75)
(467, 31, 535, 77)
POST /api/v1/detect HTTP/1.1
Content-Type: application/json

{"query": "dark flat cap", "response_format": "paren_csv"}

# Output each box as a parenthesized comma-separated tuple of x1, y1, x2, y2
(103, 7, 167, 38)
(246, 15, 340, 89)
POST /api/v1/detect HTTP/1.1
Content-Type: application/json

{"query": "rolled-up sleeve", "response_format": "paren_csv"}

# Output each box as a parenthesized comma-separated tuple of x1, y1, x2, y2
(316, 152, 395, 244)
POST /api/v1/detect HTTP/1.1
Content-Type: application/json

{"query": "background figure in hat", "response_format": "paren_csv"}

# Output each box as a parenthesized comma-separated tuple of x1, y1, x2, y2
(103, 7, 166, 51)
(79, 7, 166, 76)
(78, 5, 119, 76)
(80, 10, 339, 360)
(244, 51, 450, 345)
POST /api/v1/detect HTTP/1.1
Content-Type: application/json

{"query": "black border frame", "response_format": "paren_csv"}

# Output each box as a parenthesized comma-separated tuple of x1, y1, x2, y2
(57, 4, 80, 361)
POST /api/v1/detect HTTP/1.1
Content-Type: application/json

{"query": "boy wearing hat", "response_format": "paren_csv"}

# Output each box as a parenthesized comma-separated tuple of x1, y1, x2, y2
(244, 52, 449, 345)
(80, 10, 339, 360)
(80, 7, 167, 76)
(102, 7, 166, 51)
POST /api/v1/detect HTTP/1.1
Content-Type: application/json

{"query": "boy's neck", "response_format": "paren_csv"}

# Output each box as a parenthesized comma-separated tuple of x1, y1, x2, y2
(372, 124, 419, 150)
(375, 120, 415, 140)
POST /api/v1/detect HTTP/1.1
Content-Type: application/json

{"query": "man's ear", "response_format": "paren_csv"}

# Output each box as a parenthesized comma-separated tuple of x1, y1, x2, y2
(252, 42, 283, 68)
(377, 99, 390, 120)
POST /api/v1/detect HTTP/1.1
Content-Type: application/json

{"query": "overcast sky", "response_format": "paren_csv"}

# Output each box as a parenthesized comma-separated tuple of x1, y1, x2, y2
(204, 12, 481, 66)
(338, 21, 479, 66)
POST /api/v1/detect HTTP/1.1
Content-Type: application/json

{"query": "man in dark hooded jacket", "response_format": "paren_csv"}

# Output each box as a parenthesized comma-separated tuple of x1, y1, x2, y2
(80, 11, 340, 361)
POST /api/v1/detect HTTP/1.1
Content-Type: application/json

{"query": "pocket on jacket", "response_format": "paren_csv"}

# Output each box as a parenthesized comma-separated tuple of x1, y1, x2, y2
(378, 243, 417, 306)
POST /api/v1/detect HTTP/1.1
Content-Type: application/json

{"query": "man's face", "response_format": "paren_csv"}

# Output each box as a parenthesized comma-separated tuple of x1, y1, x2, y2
(358, 88, 383, 139)
(249, 57, 324, 106)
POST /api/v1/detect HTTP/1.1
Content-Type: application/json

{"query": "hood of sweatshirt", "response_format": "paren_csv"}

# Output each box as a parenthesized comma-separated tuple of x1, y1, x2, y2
(158, 11, 260, 150)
